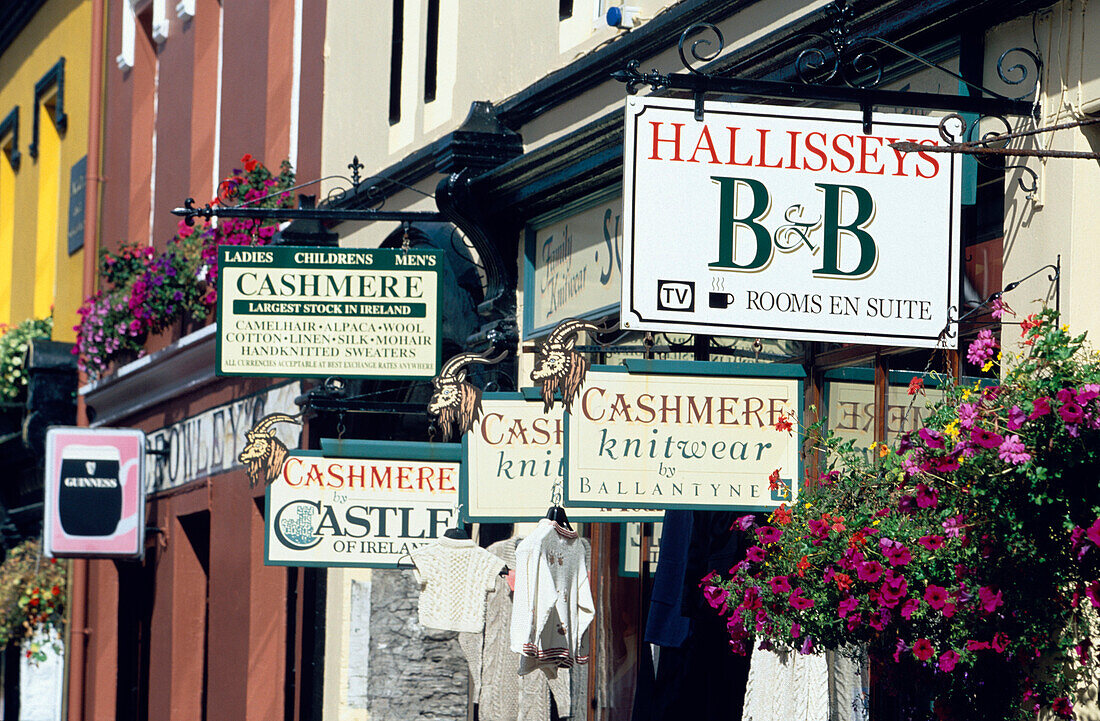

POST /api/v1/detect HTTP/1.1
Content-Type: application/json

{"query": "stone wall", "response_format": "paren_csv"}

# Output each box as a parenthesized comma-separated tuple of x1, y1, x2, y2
(369, 569, 468, 720)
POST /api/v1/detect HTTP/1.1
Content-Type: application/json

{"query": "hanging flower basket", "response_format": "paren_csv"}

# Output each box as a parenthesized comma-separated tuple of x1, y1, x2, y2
(0, 540, 67, 664)
(707, 309, 1100, 720)
(73, 155, 295, 381)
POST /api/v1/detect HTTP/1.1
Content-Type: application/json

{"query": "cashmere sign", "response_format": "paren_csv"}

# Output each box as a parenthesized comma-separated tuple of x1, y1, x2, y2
(620, 96, 961, 348)
(564, 362, 803, 510)
(265, 440, 460, 568)
(217, 246, 443, 378)
(461, 393, 662, 522)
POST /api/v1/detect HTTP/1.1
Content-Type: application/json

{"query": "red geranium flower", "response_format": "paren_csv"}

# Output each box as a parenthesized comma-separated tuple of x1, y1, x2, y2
(774, 413, 794, 435)
(768, 468, 781, 491)
(907, 376, 925, 396)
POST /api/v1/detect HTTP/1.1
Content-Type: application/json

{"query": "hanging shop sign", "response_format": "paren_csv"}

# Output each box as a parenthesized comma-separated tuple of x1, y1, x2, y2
(524, 190, 623, 338)
(144, 381, 302, 494)
(620, 97, 961, 348)
(43, 427, 146, 559)
(462, 393, 662, 522)
(565, 361, 802, 511)
(823, 369, 990, 463)
(620, 521, 662, 577)
(265, 439, 460, 568)
(217, 246, 442, 378)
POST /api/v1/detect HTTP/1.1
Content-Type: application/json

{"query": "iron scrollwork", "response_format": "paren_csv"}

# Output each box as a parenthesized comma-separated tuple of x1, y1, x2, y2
(612, 0, 1041, 127)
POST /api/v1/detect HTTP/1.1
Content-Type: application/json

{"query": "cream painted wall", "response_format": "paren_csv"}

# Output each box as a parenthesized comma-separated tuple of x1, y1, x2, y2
(322, 568, 375, 721)
(320, 0, 681, 195)
(988, 2, 1100, 345)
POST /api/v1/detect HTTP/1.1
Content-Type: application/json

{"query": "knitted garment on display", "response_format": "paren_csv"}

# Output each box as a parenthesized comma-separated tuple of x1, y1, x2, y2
(510, 519, 595, 673)
(411, 535, 504, 633)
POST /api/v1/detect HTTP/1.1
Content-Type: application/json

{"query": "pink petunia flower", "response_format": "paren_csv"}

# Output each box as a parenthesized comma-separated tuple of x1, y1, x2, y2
(923, 584, 948, 610)
(998, 434, 1031, 465)
(913, 638, 934, 661)
(938, 650, 960, 672)
(918, 535, 946, 551)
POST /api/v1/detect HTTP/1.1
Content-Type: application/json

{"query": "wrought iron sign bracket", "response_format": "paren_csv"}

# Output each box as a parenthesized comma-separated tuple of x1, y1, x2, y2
(172, 154, 447, 234)
(612, 1, 1041, 133)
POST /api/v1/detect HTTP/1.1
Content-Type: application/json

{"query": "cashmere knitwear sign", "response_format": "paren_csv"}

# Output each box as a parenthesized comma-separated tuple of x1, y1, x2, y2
(411, 535, 504, 633)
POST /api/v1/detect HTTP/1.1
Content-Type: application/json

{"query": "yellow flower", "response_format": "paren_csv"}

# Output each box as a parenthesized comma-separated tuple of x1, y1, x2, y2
(804, 502, 812, 508)
(944, 419, 960, 441)
(1062, 324, 1070, 332)
(872, 519, 881, 526)
(982, 360, 994, 372)
(869, 441, 878, 450)
(961, 388, 972, 401)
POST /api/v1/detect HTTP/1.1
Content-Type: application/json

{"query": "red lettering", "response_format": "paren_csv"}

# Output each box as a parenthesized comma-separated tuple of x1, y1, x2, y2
(830, 134, 855, 173)
(347, 463, 366, 488)
(726, 127, 754, 166)
(858, 135, 885, 175)
(327, 462, 345, 488)
(649, 121, 684, 161)
(803, 131, 828, 171)
(371, 466, 392, 489)
(439, 467, 456, 492)
(283, 457, 303, 486)
(756, 129, 783, 168)
(418, 466, 435, 491)
(687, 126, 721, 164)
(480, 413, 504, 445)
(581, 387, 606, 421)
(785, 130, 800, 169)
(916, 140, 941, 178)
(397, 466, 411, 489)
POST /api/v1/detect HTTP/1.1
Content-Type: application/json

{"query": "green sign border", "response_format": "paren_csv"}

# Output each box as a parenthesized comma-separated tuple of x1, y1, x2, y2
(263, 439, 462, 569)
(563, 360, 806, 512)
(216, 246, 444, 380)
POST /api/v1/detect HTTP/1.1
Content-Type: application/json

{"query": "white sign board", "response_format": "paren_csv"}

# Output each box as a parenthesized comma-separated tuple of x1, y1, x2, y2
(525, 192, 623, 337)
(462, 394, 662, 522)
(218, 246, 442, 378)
(565, 363, 802, 510)
(621, 97, 960, 348)
(44, 427, 146, 559)
(265, 443, 460, 568)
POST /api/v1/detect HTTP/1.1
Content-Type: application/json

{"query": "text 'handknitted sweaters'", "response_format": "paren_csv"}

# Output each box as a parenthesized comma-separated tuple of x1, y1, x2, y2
(411, 535, 504, 633)
(509, 519, 595, 672)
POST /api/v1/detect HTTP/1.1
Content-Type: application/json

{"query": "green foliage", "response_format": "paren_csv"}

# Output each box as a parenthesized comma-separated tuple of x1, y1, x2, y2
(0, 540, 66, 664)
(0, 317, 53, 402)
(709, 309, 1100, 720)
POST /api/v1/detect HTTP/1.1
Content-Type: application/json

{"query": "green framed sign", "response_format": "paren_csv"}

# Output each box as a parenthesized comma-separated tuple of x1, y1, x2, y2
(564, 360, 805, 512)
(460, 391, 662, 523)
(217, 246, 443, 379)
(264, 439, 461, 569)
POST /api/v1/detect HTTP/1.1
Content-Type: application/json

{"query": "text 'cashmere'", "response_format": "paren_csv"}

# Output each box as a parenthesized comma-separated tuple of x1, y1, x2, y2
(509, 519, 595, 671)
(411, 535, 504, 633)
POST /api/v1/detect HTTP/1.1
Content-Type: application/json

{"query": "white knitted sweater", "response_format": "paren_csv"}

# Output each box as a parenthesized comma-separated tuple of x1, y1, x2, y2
(509, 519, 594, 672)
(411, 535, 504, 633)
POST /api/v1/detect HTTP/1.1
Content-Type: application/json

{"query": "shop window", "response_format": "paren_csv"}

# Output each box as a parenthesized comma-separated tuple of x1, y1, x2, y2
(424, 0, 439, 103)
(33, 92, 63, 321)
(559, 0, 574, 20)
(0, 120, 16, 326)
(388, 0, 404, 125)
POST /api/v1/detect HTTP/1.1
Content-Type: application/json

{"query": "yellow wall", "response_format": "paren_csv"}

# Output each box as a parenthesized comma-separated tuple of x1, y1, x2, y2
(0, 0, 92, 341)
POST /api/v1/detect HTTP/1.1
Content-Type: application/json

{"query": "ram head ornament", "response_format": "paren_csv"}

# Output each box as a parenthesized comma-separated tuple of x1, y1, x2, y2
(531, 318, 603, 413)
(428, 351, 505, 441)
(238, 413, 301, 487)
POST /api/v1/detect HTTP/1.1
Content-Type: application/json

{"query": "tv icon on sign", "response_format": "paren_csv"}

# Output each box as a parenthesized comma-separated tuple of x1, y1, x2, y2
(656, 280, 695, 312)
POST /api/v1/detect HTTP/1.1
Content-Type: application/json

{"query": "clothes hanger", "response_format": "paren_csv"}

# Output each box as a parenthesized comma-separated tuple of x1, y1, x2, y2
(443, 503, 470, 539)
(546, 481, 573, 530)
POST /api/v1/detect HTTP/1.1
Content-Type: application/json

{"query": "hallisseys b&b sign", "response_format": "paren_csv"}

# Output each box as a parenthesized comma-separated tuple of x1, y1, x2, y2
(565, 362, 802, 511)
(265, 440, 460, 568)
(217, 247, 442, 378)
(621, 97, 960, 348)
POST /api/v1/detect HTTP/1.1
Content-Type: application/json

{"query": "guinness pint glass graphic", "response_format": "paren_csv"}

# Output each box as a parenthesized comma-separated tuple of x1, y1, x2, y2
(58, 445, 122, 536)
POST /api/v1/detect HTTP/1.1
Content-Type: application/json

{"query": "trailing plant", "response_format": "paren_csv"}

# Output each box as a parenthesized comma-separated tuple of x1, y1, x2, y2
(707, 308, 1100, 720)
(73, 155, 294, 380)
(0, 317, 53, 402)
(0, 540, 66, 663)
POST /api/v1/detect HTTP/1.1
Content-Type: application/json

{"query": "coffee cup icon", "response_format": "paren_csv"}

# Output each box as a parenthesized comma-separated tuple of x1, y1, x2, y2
(709, 292, 735, 309)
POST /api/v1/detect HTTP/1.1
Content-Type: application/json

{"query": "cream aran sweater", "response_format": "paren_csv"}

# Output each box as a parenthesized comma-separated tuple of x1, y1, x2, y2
(509, 519, 595, 672)
(411, 535, 504, 633)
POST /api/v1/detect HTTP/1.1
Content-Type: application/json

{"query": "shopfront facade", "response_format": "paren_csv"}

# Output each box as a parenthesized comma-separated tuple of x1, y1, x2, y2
(62, 0, 1100, 719)
(310, 0, 1098, 719)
